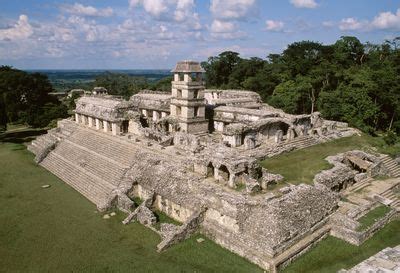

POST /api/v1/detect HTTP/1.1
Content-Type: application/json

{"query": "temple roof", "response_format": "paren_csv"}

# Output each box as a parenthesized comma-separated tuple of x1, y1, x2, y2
(171, 60, 205, 73)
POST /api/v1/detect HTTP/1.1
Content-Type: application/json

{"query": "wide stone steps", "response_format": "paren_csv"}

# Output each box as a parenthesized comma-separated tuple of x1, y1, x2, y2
(348, 177, 374, 193)
(68, 129, 135, 166)
(285, 136, 319, 150)
(381, 155, 400, 177)
(54, 141, 127, 186)
(41, 152, 114, 206)
(28, 131, 59, 156)
(380, 188, 400, 212)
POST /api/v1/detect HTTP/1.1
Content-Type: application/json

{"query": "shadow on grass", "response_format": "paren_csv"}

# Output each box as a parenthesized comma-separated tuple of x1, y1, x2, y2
(0, 128, 47, 144)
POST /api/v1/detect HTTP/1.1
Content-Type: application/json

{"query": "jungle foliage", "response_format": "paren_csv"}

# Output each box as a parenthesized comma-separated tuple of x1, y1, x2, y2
(202, 36, 400, 135)
(0, 66, 68, 131)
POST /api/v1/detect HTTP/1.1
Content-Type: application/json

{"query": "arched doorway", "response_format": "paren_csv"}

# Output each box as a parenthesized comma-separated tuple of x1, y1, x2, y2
(207, 162, 214, 178)
(218, 165, 230, 182)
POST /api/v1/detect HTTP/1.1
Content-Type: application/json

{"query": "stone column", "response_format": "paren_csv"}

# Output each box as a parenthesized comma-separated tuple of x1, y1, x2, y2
(95, 119, 100, 130)
(103, 120, 109, 133)
(111, 123, 120, 136)
(153, 111, 160, 122)
(228, 174, 235, 188)
(214, 167, 220, 181)
(287, 128, 295, 142)
(274, 130, 283, 143)
(75, 113, 79, 124)
(161, 112, 167, 118)
(88, 117, 93, 128)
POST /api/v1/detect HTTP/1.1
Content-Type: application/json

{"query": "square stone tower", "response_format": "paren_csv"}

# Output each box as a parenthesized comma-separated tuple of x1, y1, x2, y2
(170, 60, 209, 134)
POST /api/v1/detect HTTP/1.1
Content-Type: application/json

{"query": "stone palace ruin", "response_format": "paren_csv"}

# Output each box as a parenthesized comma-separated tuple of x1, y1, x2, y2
(28, 61, 400, 272)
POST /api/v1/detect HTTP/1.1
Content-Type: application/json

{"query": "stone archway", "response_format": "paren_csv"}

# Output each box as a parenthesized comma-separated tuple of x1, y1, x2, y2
(218, 165, 230, 182)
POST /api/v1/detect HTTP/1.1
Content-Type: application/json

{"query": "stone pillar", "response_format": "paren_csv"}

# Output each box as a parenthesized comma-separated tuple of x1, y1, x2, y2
(287, 128, 295, 142)
(142, 109, 148, 117)
(111, 123, 120, 136)
(153, 111, 160, 122)
(88, 117, 93, 128)
(75, 113, 79, 124)
(214, 167, 220, 181)
(103, 120, 109, 133)
(228, 173, 235, 188)
(161, 112, 167, 118)
(274, 130, 283, 143)
(95, 119, 100, 130)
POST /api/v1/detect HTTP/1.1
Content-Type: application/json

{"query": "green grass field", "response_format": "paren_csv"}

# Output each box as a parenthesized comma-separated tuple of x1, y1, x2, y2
(0, 142, 262, 273)
(260, 134, 393, 185)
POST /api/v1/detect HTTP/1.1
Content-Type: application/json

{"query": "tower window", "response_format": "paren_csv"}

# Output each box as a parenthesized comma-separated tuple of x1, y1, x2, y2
(194, 107, 198, 117)
(193, 89, 198, 99)
(176, 106, 181, 116)
(177, 89, 182, 98)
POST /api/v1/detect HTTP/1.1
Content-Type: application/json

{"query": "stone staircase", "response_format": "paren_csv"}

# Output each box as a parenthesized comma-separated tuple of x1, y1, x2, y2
(27, 129, 59, 155)
(41, 152, 114, 207)
(36, 124, 144, 210)
(285, 136, 320, 150)
(381, 155, 400, 178)
(380, 188, 400, 212)
(67, 129, 138, 166)
(347, 177, 374, 194)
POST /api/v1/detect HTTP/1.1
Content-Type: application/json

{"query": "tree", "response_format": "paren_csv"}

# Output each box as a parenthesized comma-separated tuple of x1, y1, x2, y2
(93, 72, 148, 99)
(0, 66, 67, 128)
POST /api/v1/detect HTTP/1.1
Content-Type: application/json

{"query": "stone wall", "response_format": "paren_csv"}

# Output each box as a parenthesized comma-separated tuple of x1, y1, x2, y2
(331, 209, 397, 245)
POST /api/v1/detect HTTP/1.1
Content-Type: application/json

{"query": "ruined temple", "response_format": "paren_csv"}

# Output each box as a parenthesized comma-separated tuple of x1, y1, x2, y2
(28, 61, 399, 272)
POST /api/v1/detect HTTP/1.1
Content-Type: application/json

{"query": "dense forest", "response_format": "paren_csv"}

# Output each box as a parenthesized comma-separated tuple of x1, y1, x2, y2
(202, 36, 400, 135)
(1, 36, 399, 139)
(0, 66, 68, 131)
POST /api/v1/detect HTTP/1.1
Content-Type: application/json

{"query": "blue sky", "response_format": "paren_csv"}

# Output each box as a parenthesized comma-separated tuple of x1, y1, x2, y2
(0, 0, 399, 69)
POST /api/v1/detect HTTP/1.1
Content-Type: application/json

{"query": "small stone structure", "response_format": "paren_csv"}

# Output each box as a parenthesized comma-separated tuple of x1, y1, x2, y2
(28, 60, 370, 272)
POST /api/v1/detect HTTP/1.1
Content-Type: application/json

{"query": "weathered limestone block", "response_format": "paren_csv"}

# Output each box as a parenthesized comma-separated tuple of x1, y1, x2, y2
(354, 173, 368, 182)
(242, 174, 261, 193)
(157, 208, 207, 252)
(261, 169, 284, 190)
(173, 132, 202, 152)
(117, 193, 135, 212)
(137, 206, 157, 226)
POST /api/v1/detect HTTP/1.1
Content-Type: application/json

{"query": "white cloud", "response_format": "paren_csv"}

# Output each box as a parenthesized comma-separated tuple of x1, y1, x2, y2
(129, 0, 201, 29)
(371, 9, 400, 30)
(322, 21, 335, 28)
(210, 19, 235, 32)
(290, 0, 318, 9)
(129, 0, 168, 17)
(339, 18, 367, 31)
(0, 14, 33, 41)
(334, 8, 400, 32)
(210, 0, 256, 20)
(62, 3, 113, 17)
(265, 20, 284, 31)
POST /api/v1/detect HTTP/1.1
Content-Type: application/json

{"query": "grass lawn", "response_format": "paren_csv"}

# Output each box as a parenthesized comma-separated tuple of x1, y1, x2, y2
(260, 134, 391, 185)
(283, 219, 400, 273)
(356, 205, 391, 231)
(0, 141, 262, 273)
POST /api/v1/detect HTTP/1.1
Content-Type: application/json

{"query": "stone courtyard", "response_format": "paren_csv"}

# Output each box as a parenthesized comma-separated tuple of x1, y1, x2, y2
(28, 61, 400, 272)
